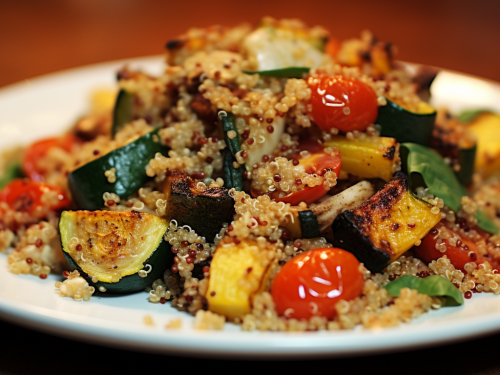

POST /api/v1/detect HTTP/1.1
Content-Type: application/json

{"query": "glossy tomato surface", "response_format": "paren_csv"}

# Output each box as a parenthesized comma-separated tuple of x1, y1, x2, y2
(271, 247, 364, 320)
(307, 75, 378, 133)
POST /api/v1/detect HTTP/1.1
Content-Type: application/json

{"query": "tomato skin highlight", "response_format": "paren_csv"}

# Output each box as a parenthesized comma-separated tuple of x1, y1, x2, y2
(414, 223, 500, 272)
(306, 75, 378, 133)
(271, 247, 364, 320)
(0, 179, 70, 216)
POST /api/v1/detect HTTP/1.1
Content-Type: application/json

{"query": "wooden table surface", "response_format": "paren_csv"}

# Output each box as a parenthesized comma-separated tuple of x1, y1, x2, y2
(1, 0, 500, 372)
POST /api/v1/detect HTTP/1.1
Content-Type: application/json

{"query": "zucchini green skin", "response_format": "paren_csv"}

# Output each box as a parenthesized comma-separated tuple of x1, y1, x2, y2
(456, 144, 476, 186)
(62, 239, 173, 294)
(112, 89, 134, 137)
(0, 162, 24, 190)
(68, 128, 168, 210)
(223, 149, 244, 191)
(243, 67, 311, 79)
(219, 111, 241, 157)
(298, 210, 320, 238)
(166, 173, 234, 242)
(377, 99, 436, 146)
(332, 210, 390, 273)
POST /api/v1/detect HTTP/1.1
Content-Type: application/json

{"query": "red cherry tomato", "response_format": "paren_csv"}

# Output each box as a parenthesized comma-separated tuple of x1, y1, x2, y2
(413, 222, 500, 272)
(271, 248, 364, 320)
(0, 179, 70, 216)
(272, 185, 327, 206)
(23, 134, 78, 182)
(307, 75, 378, 133)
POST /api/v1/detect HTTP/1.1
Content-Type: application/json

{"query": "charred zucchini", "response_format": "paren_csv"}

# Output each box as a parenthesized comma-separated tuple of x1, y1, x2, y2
(163, 171, 234, 242)
(60, 210, 173, 293)
(243, 67, 310, 78)
(332, 172, 441, 272)
(206, 237, 277, 319)
(324, 136, 399, 182)
(68, 128, 167, 210)
(377, 98, 436, 146)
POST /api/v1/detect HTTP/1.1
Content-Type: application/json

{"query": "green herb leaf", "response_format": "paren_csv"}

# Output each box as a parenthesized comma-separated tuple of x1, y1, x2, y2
(401, 142, 498, 234)
(377, 98, 436, 146)
(384, 275, 464, 306)
(243, 67, 310, 79)
(457, 109, 492, 123)
(0, 162, 24, 190)
(112, 89, 134, 137)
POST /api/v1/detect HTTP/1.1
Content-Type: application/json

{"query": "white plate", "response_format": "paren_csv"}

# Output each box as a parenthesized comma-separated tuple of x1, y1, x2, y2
(1, 57, 500, 359)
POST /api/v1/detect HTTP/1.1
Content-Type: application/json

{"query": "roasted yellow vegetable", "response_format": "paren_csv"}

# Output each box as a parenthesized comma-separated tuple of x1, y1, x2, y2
(467, 112, 500, 177)
(206, 238, 277, 320)
(332, 172, 441, 272)
(325, 136, 399, 181)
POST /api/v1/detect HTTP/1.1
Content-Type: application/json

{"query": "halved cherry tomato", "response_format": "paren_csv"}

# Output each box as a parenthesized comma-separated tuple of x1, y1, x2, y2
(22, 133, 79, 182)
(271, 247, 364, 320)
(413, 222, 500, 272)
(272, 184, 327, 206)
(306, 75, 378, 133)
(0, 179, 70, 216)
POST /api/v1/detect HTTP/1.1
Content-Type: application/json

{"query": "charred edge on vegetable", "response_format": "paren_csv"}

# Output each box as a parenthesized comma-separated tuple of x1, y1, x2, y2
(332, 172, 409, 272)
(165, 171, 234, 242)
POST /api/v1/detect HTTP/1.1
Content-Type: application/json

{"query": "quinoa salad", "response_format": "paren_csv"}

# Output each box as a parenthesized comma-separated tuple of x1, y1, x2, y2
(2, 17, 500, 332)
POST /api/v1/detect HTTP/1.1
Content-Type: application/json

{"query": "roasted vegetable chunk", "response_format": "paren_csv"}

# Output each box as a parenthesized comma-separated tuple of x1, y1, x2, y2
(164, 171, 234, 241)
(325, 136, 399, 182)
(206, 237, 276, 320)
(60, 210, 172, 293)
(332, 172, 441, 272)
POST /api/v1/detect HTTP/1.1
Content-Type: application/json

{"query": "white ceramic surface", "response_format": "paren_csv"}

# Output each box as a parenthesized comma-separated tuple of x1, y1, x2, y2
(1, 57, 500, 359)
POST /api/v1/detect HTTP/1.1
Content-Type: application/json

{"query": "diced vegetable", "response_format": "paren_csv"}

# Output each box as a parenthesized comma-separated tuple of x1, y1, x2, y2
(324, 135, 399, 182)
(112, 89, 134, 137)
(311, 180, 375, 232)
(163, 171, 234, 242)
(332, 172, 441, 272)
(307, 75, 378, 133)
(377, 98, 436, 146)
(206, 237, 277, 319)
(271, 248, 364, 319)
(60, 210, 172, 293)
(384, 275, 464, 306)
(68, 128, 168, 210)
(401, 142, 498, 234)
(466, 112, 500, 177)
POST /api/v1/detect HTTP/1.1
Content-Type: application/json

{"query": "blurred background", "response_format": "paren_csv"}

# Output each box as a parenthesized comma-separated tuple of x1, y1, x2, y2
(1, 0, 499, 88)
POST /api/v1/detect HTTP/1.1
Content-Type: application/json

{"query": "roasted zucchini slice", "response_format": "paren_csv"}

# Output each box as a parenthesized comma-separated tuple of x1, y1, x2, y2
(60, 210, 173, 293)
(206, 237, 277, 320)
(377, 98, 436, 146)
(324, 136, 399, 182)
(332, 172, 441, 272)
(164, 171, 234, 242)
(111, 89, 134, 137)
(68, 128, 167, 210)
